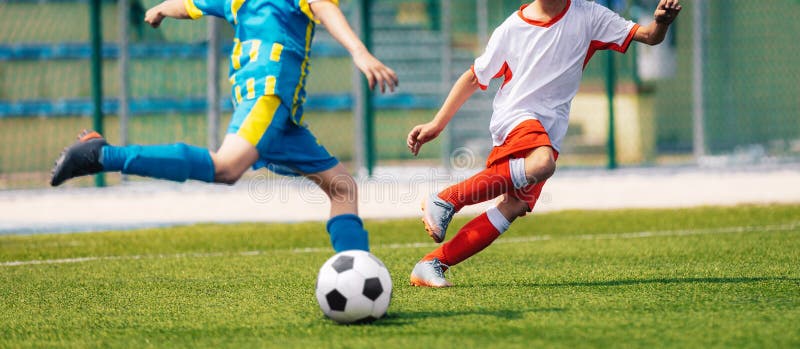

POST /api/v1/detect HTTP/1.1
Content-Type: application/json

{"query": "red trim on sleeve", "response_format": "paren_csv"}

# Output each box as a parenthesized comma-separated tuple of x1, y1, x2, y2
(471, 65, 489, 90)
(583, 24, 641, 69)
(492, 62, 513, 89)
(618, 24, 641, 53)
(517, 0, 571, 28)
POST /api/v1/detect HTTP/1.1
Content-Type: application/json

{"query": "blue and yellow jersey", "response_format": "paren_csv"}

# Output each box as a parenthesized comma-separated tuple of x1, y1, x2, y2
(184, 0, 337, 123)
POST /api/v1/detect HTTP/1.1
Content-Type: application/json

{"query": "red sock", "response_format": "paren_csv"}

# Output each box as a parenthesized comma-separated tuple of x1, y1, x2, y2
(423, 213, 501, 267)
(438, 161, 513, 211)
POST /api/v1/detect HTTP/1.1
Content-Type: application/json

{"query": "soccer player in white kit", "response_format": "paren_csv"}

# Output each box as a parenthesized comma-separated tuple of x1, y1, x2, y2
(406, 0, 682, 287)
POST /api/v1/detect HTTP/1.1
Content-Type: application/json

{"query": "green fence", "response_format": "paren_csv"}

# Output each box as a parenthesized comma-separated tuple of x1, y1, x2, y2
(1, 0, 799, 189)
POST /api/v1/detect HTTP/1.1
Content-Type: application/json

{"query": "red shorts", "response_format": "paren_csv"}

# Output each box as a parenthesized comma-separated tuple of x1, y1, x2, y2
(486, 119, 558, 212)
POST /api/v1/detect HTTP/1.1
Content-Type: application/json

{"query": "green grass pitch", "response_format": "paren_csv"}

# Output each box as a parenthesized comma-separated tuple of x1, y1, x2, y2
(1, 204, 799, 348)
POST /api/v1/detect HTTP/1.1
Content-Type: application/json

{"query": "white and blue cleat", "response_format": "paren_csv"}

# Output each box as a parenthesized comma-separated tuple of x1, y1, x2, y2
(410, 258, 452, 288)
(421, 193, 456, 243)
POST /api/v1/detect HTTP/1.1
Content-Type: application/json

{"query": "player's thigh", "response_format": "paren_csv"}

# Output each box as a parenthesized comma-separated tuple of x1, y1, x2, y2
(217, 95, 285, 180)
(251, 114, 339, 181)
(523, 146, 556, 181)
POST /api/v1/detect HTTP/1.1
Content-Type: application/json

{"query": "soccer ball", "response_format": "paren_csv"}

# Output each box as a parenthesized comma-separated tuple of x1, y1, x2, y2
(315, 250, 392, 324)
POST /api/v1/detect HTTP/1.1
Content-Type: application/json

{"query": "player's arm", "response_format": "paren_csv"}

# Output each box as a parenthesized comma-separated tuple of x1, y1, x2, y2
(310, 0, 398, 93)
(144, 0, 190, 28)
(406, 69, 480, 156)
(633, 0, 681, 45)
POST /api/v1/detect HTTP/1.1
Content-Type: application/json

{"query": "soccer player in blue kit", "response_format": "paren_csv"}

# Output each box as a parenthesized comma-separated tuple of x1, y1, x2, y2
(50, 0, 398, 253)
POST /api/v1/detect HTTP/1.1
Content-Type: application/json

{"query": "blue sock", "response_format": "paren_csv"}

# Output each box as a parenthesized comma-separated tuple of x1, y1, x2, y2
(100, 143, 215, 183)
(326, 214, 369, 252)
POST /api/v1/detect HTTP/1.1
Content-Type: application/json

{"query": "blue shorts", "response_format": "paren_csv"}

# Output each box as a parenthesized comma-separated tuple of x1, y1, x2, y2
(227, 95, 339, 176)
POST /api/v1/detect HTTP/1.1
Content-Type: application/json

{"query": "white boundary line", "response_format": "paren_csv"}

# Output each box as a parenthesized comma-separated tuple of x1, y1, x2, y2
(2, 222, 798, 267)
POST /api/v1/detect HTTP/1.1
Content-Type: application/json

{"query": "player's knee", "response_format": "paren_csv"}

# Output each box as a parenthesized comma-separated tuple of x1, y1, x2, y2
(213, 160, 245, 185)
(214, 169, 242, 185)
(525, 151, 556, 184)
(498, 195, 529, 218)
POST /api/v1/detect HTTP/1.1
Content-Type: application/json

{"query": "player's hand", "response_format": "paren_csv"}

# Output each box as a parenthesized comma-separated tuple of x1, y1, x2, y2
(144, 7, 166, 28)
(353, 49, 399, 94)
(407, 122, 443, 156)
(654, 0, 681, 25)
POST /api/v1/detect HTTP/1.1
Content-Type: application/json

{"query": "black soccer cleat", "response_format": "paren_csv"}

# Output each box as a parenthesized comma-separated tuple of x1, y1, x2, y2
(50, 130, 108, 186)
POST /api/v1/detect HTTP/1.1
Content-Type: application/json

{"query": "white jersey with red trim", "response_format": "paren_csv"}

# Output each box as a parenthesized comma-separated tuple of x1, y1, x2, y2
(471, 0, 639, 150)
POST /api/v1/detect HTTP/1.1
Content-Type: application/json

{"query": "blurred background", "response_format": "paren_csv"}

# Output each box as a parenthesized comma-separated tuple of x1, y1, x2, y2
(1, 0, 799, 189)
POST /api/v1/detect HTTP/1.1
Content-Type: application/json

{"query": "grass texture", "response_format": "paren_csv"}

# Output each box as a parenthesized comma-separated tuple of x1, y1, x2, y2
(1, 204, 799, 348)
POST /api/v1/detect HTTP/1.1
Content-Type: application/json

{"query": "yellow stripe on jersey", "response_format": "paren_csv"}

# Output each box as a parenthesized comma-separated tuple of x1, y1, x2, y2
(229, 75, 236, 85)
(246, 78, 255, 99)
(237, 96, 280, 146)
(298, 0, 314, 22)
(231, 39, 242, 70)
(291, 21, 314, 124)
(235, 85, 243, 104)
(264, 76, 276, 95)
(270, 43, 283, 62)
(184, 0, 204, 19)
(231, 0, 245, 24)
(249, 40, 261, 62)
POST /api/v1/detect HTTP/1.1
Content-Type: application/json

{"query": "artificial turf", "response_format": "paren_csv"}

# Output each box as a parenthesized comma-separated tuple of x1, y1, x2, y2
(1, 204, 799, 348)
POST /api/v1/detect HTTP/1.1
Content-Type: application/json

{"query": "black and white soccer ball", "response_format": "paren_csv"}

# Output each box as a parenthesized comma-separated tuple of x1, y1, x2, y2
(315, 250, 392, 324)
